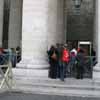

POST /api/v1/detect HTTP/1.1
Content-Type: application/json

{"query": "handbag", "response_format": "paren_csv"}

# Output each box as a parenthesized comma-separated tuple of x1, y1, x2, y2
(51, 51, 57, 60)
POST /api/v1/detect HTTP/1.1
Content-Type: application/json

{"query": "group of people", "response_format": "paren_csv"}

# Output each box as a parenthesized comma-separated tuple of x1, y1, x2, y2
(0, 47, 21, 69)
(47, 43, 97, 81)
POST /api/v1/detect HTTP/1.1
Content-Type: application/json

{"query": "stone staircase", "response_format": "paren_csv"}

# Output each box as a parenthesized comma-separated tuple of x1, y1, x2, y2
(12, 68, 100, 97)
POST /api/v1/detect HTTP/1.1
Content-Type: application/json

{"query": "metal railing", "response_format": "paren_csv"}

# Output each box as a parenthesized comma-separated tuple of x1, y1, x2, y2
(0, 61, 12, 89)
(66, 56, 97, 78)
(0, 50, 13, 91)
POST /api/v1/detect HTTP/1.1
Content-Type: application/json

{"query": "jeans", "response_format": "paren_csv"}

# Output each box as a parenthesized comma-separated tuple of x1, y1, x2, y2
(60, 62, 66, 81)
(56, 61, 60, 78)
(69, 58, 76, 75)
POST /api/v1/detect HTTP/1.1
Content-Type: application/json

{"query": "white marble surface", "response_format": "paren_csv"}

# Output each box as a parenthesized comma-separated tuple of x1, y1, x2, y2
(20, 0, 65, 68)
(12, 68, 100, 97)
(97, 0, 100, 63)
(22, 0, 48, 59)
(93, 0, 100, 79)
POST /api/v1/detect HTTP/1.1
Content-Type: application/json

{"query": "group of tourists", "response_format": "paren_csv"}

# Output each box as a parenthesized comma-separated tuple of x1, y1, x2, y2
(47, 43, 97, 81)
(0, 47, 21, 68)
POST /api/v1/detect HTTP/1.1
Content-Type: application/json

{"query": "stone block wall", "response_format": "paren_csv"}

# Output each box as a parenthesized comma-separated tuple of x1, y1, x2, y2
(65, 0, 95, 41)
(47, 0, 65, 48)
(0, 0, 4, 47)
(8, 0, 22, 48)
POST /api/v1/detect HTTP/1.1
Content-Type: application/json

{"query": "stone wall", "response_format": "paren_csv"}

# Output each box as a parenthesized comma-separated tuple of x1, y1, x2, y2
(65, 0, 95, 41)
(47, 0, 65, 48)
(0, 0, 4, 47)
(8, 0, 22, 48)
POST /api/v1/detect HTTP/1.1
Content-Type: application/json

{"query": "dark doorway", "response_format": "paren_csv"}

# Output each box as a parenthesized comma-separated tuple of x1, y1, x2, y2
(65, 0, 95, 41)
(2, 0, 10, 48)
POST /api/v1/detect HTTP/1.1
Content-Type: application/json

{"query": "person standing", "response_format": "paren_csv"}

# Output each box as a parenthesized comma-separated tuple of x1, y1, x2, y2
(76, 48, 85, 79)
(47, 45, 58, 79)
(56, 43, 63, 78)
(70, 48, 77, 77)
(60, 44, 70, 81)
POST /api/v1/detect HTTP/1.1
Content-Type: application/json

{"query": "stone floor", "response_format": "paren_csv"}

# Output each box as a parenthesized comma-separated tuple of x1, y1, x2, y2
(11, 68, 100, 97)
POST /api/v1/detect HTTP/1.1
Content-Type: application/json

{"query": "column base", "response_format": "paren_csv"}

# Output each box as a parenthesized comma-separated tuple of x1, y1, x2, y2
(93, 63, 100, 79)
(15, 57, 49, 78)
(16, 58, 49, 69)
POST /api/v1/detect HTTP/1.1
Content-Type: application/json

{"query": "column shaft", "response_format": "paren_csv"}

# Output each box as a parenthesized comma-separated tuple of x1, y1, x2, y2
(97, 0, 100, 62)
(93, 0, 100, 79)
(18, 0, 65, 69)
(0, 1, 4, 47)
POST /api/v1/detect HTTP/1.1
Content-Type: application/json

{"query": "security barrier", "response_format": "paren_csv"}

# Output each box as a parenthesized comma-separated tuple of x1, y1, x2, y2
(0, 50, 13, 91)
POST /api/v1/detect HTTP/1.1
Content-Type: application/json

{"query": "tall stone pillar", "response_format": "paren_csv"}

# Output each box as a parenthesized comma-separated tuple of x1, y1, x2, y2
(47, 0, 65, 48)
(0, 0, 4, 47)
(19, 0, 49, 69)
(93, 0, 100, 79)
(17, 0, 65, 69)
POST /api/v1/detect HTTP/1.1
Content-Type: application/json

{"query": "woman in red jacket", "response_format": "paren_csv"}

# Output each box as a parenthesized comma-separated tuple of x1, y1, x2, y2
(60, 44, 70, 81)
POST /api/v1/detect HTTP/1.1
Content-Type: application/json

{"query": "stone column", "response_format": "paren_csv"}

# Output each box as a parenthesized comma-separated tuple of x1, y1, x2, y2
(0, 0, 4, 47)
(17, 0, 65, 69)
(93, 0, 100, 79)
(47, 0, 65, 48)
(20, 0, 49, 69)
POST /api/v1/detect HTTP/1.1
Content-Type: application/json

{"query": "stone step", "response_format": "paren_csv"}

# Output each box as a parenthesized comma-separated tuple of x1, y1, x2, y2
(12, 84, 100, 97)
(13, 74, 100, 90)
(17, 64, 49, 69)
(13, 76, 94, 85)
(13, 76, 100, 96)
(12, 68, 100, 97)
(13, 80, 100, 91)
(14, 75, 100, 85)
(12, 68, 100, 85)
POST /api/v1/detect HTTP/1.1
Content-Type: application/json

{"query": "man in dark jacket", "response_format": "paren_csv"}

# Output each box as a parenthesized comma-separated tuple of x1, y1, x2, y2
(56, 44, 63, 78)
(76, 48, 85, 79)
(47, 45, 58, 79)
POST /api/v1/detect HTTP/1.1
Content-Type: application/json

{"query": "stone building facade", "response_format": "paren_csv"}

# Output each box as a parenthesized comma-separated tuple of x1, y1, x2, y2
(0, 0, 100, 78)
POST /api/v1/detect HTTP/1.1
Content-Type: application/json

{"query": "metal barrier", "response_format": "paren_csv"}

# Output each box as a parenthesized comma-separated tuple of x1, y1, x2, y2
(0, 50, 13, 91)
(66, 56, 97, 78)
(0, 61, 12, 89)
